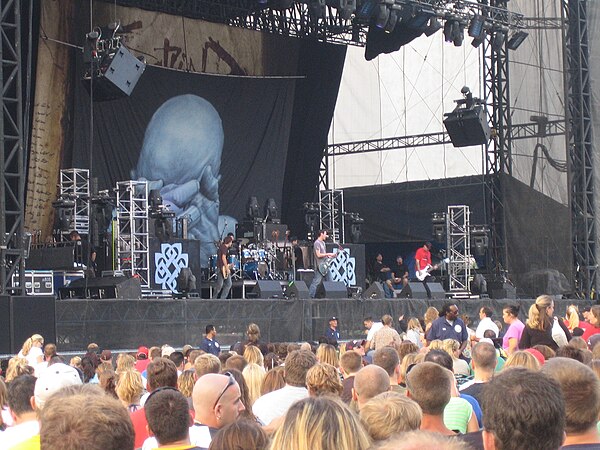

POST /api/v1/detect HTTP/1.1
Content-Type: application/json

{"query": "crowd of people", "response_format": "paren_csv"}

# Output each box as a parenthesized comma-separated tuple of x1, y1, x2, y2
(1, 296, 600, 449)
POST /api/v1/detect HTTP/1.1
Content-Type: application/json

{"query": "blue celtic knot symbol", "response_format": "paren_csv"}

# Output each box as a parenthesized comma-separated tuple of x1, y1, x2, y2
(155, 243, 189, 291)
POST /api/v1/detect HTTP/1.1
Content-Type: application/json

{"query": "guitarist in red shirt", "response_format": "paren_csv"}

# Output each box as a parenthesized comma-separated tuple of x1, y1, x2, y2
(415, 242, 435, 299)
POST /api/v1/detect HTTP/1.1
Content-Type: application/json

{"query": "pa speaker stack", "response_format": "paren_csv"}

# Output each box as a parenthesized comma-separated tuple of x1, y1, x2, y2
(443, 105, 491, 147)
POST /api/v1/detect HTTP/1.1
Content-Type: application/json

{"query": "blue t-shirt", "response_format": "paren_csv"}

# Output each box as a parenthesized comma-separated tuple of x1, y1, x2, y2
(429, 317, 469, 344)
(199, 337, 220, 356)
(325, 328, 340, 342)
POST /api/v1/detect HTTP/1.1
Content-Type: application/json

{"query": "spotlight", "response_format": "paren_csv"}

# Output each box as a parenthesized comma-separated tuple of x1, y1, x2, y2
(443, 20, 454, 43)
(247, 196, 260, 220)
(264, 198, 280, 224)
(423, 17, 442, 37)
(468, 14, 485, 39)
(507, 30, 529, 50)
(385, 10, 399, 33)
(492, 29, 506, 51)
(375, 4, 390, 29)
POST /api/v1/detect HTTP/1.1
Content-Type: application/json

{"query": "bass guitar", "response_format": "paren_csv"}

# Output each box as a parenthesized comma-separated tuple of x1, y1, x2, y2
(318, 246, 345, 276)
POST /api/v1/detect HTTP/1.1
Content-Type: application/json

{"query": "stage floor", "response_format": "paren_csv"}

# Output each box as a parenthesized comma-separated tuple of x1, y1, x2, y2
(51, 297, 591, 352)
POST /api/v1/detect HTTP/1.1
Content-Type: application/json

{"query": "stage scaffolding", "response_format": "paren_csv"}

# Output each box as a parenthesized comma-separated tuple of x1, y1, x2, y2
(115, 181, 150, 288)
(446, 205, 471, 293)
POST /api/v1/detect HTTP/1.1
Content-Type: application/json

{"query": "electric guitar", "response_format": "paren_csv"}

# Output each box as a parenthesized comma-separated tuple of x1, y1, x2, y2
(415, 258, 449, 281)
(318, 245, 345, 276)
(416, 264, 437, 281)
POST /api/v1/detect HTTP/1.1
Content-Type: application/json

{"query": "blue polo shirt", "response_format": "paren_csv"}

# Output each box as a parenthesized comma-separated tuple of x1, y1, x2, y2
(199, 337, 220, 356)
(325, 328, 340, 342)
(429, 316, 468, 344)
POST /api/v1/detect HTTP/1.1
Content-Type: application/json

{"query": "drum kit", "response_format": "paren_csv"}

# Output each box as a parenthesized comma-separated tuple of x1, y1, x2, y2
(208, 239, 293, 281)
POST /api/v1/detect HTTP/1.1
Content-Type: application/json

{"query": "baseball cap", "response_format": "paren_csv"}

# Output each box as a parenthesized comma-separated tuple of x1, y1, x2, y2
(161, 345, 175, 357)
(525, 348, 546, 366)
(34, 363, 82, 408)
(328, 316, 338, 322)
(137, 346, 149, 359)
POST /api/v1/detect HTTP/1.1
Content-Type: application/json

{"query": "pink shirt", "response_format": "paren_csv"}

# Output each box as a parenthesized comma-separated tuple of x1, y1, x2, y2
(502, 319, 525, 350)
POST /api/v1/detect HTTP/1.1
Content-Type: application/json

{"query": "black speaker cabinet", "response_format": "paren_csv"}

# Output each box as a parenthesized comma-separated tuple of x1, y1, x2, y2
(408, 281, 446, 299)
(488, 281, 517, 299)
(284, 281, 310, 299)
(319, 281, 348, 299)
(254, 280, 284, 299)
(0, 295, 11, 354)
(59, 276, 142, 299)
(443, 105, 491, 147)
(10, 296, 56, 354)
(363, 282, 385, 299)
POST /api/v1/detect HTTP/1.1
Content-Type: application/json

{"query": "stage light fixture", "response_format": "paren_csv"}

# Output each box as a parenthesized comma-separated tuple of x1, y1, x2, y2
(431, 212, 446, 242)
(264, 198, 280, 223)
(468, 14, 485, 38)
(443, 20, 454, 43)
(507, 30, 529, 50)
(355, 0, 378, 22)
(423, 17, 442, 36)
(375, 4, 390, 29)
(471, 226, 489, 256)
(385, 10, 399, 33)
(452, 21, 464, 46)
(492, 29, 506, 51)
(338, 0, 356, 20)
(247, 196, 260, 220)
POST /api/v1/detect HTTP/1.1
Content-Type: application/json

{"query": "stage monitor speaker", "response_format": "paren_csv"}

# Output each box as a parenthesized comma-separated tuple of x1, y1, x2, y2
(363, 282, 385, 299)
(10, 296, 56, 354)
(319, 281, 348, 299)
(488, 281, 517, 299)
(84, 45, 146, 101)
(59, 276, 142, 299)
(254, 280, 284, 299)
(408, 281, 446, 299)
(284, 281, 310, 299)
(0, 296, 11, 353)
(443, 105, 491, 147)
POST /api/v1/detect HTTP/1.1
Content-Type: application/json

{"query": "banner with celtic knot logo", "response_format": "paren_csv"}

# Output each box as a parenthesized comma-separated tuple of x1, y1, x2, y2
(155, 243, 189, 291)
(329, 248, 356, 286)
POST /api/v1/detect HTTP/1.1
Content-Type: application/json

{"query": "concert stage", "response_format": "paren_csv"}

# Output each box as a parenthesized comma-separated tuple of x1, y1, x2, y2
(23, 297, 588, 352)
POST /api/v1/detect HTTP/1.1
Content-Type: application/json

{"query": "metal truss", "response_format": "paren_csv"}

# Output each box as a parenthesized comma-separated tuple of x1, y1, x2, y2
(0, 0, 25, 295)
(319, 190, 345, 243)
(103, 0, 523, 47)
(59, 169, 90, 236)
(446, 205, 471, 292)
(324, 119, 565, 158)
(116, 181, 150, 287)
(564, 0, 596, 298)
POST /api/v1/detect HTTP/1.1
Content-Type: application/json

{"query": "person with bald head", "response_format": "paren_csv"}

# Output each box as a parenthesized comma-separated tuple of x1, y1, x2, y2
(352, 364, 390, 409)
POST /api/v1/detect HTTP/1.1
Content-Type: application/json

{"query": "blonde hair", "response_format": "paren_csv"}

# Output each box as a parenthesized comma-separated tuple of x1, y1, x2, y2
(243, 346, 264, 367)
(424, 307, 439, 325)
(399, 353, 425, 385)
(242, 363, 266, 405)
(504, 351, 540, 371)
(428, 340, 443, 351)
(20, 334, 44, 357)
(566, 304, 580, 330)
(115, 369, 144, 406)
(70, 356, 82, 369)
(316, 344, 339, 367)
(442, 339, 460, 358)
(305, 363, 343, 397)
(408, 318, 423, 333)
(5, 357, 32, 382)
(359, 392, 422, 441)
(269, 396, 371, 450)
(115, 353, 135, 374)
(526, 295, 554, 331)
(178, 369, 196, 398)
(261, 366, 285, 396)
(247, 323, 261, 343)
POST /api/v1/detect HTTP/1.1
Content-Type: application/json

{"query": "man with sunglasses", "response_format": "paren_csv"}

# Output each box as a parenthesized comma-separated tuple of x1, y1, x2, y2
(427, 302, 469, 356)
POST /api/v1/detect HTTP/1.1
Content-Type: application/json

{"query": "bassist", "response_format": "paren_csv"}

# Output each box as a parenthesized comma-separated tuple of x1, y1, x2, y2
(309, 229, 336, 298)
(213, 235, 234, 299)
(415, 241, 434, 299)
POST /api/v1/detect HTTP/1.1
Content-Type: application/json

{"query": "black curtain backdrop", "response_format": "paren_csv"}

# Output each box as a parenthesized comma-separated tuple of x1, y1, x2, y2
(281, 41, 347, 238)
(72, 65, 298, 220)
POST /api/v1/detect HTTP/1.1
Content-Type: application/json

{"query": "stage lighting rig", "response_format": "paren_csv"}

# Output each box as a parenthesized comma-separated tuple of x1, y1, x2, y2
(247, 196, 261, 221)
(264, 198, 281, 224)
(507, 30, 528, 50)
(471, 226, 489, 256)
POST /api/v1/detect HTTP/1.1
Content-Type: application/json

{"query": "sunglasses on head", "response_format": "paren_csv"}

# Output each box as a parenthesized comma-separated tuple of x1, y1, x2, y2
(213, 371, 236, 409)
